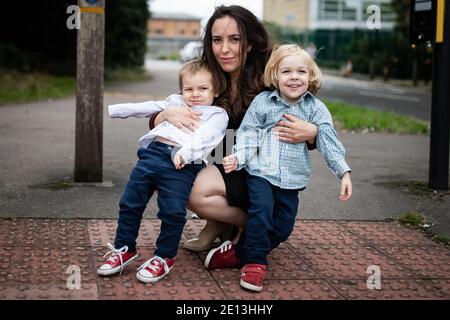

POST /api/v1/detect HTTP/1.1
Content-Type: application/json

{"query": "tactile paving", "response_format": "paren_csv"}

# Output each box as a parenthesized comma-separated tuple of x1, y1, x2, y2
(331, 279, 449, 300)
(0, 246, 96, 285)
(217, 279, 344, 300)
(97, 278, 226, 300)
(339, 221, 436, 247)
(378, 246, 450, 278)
(291, 244, 414, 279)
(0, 283, 99, 300)
(287, 220, 367, 247)
(2, 218, 449, 300)
(88, 219, 162, 247)
(427, 279, 450, 298)
(0, 219, 89, 248)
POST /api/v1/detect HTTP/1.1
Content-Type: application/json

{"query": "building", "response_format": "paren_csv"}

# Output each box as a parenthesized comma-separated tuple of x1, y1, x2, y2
(147, 12, 202, 58)
(148, 12, 201, 38)
(263, 0, 396, 31)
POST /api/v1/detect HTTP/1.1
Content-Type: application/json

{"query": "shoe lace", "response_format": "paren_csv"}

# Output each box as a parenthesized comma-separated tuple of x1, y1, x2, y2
(103, 242, 129, 275)
(137, 256, 169, 274)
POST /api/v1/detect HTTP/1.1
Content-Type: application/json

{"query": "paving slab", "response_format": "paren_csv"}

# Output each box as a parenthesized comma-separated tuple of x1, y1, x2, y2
(0, 218, 448, 300)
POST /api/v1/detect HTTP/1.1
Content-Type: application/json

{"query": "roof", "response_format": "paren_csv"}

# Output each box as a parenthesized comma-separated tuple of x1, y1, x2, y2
(150, 12, 201, 21)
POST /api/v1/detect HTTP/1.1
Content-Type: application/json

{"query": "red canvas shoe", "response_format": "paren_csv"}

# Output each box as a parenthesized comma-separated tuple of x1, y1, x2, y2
(97, 243, 139, 276)
(136, 256, 174, 283)
(240, 264, 267, 292)
(204, 240, 240, 269)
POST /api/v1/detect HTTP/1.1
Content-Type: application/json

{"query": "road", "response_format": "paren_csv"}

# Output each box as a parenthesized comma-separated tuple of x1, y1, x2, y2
(136, 59, 432, 121)
(317, 74, 432, 121)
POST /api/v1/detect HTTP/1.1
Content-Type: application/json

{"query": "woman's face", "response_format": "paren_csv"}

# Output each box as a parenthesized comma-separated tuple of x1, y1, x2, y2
(211, 16, 244, 79)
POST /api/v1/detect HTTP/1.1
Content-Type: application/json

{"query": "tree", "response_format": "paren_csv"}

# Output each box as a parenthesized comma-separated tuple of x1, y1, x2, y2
(105, 0, 150, 69)
(390, 0, 410, 36)
(0, 0, 150, 74)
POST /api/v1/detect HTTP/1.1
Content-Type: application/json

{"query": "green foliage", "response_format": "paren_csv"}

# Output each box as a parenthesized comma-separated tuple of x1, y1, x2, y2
(0, 0, 149, 75)
(324, 99, 430, 135)
(398, 212, 425, 226)
(0, 1, 77, 74)
(279, 24, 431, 80)
(0, 71, 75, 105)
(105, 0, 150, 69)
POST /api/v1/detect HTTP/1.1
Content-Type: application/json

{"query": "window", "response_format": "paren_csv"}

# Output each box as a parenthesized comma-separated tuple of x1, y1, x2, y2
(342, 0, 358, 20)
(319, 0, 339, 20)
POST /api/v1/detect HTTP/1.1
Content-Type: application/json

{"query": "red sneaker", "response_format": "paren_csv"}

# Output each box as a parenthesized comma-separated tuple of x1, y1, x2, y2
(97, 243, 139, 276)
(136, 256, 174, 283)
(240, 264, 267, 292)
(204, 240, 240, 269)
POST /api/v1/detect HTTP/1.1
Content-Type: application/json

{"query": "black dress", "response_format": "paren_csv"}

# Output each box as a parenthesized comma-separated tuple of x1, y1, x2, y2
(211, 115, 250, 211)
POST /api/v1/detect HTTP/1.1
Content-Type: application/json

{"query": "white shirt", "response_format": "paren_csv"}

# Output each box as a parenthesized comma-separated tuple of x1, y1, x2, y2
(108, 94, 228, 164)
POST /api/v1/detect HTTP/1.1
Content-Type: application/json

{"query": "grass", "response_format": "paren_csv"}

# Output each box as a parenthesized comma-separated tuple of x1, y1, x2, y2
(398, 212, 425, 226)
(104, 67, 150, 83)
(323, 99, 430, 135)
(432, 234, 450, 246)
(396, 211, 450, 246)
(28, 180, 74, 191)
(0, 68, 150, 105)
(0, 71, 75, 105)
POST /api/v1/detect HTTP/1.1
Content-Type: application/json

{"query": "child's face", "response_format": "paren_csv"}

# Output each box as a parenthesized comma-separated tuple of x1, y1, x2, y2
(276, 54, 310, 104)
(181, 70, 215, 107)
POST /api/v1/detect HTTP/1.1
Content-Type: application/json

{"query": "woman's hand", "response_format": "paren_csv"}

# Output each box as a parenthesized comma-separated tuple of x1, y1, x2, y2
(339, 172, 352, 202)
(223, 155, 238, 173)
(272, 114, 318, 144)
(160, 105, 202, 132)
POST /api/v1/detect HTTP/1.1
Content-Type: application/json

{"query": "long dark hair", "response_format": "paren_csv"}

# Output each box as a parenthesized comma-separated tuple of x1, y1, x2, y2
(202, 5, 271, 122)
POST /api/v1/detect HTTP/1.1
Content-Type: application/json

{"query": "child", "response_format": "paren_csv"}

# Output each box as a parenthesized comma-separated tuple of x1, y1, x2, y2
(97, 59, 228, 283)
(204, 44, 352, 292)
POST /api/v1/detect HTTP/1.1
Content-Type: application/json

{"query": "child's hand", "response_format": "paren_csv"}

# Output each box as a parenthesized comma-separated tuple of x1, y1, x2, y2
(173, 153, 186, 170)
(339, 172, 352, 202)
(223, 155, 238, 173)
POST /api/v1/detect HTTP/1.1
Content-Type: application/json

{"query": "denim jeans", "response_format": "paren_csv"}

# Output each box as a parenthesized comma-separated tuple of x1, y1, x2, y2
(114, 141, 204, 258)
(235, 173, 300, 265)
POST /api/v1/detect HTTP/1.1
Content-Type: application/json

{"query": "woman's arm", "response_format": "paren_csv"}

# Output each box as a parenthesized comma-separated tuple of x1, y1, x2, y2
(272, 114, 318, 146)
(148, 112, 160, 130)
(148, 106, 202, 132)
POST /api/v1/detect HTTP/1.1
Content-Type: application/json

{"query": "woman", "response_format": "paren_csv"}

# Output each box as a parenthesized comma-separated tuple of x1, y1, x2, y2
(149, 5, 318, 251)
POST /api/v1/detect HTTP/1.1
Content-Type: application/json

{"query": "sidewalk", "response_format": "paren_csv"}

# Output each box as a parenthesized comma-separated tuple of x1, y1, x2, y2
(0, 218, 448, 300)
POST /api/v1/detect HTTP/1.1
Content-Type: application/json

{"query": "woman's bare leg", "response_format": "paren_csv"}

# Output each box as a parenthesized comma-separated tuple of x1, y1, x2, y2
(188, 165, 246, 228)
(183, 165, 246, 250)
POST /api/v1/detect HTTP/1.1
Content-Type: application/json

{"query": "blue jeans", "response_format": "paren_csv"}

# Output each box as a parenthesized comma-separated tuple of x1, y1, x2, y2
(114, 141, 204, 258)
(235, 173, 300, 265)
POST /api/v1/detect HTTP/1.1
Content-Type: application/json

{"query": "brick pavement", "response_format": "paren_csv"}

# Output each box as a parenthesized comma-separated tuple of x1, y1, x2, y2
(0, 218, 449, 300)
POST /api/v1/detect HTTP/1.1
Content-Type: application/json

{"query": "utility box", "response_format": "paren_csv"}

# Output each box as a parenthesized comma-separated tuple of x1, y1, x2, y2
(410, 0, 445, 44)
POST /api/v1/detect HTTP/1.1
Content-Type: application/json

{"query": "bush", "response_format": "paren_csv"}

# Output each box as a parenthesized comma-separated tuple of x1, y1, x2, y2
(0, 0, 149, 75)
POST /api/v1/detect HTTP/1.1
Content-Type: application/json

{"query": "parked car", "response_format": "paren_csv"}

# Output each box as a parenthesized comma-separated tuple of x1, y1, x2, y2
(179, 41, 203, 63)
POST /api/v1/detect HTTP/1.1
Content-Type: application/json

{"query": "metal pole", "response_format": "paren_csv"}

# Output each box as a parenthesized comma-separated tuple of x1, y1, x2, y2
(429, 0, 450, 190)
(75, 0, 105, 182)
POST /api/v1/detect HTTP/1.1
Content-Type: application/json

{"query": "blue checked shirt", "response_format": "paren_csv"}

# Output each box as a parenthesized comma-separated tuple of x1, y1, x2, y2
(233, 90, 351, 189)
